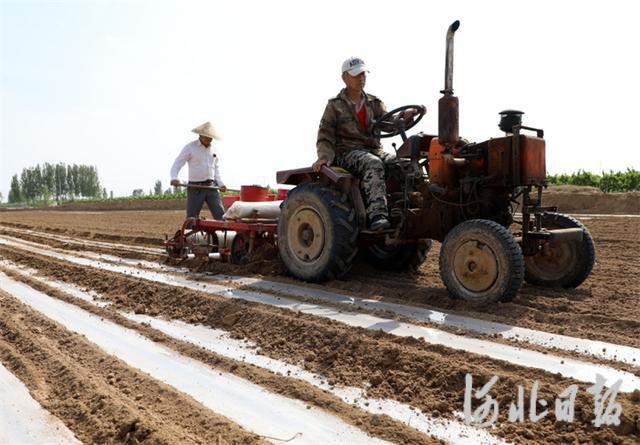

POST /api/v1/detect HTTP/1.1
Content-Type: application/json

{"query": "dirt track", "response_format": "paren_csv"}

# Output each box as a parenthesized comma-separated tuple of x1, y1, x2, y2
(0, 207, 639, 444)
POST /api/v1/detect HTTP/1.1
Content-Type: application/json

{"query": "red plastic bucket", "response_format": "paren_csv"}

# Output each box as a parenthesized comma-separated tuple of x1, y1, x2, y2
(223, 194, 240, 208)
(240, 185, 268, 202)
(277, 188, 289, 200)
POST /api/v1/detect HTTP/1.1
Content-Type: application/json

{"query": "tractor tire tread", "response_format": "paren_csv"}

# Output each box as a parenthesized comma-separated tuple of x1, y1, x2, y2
(277, 182, 358, 282)
(439, 219, 524, 303)
(524, 212, 595, 288)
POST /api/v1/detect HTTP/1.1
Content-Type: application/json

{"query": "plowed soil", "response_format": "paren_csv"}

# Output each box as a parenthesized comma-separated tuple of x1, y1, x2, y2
(0, 201, 639, 444)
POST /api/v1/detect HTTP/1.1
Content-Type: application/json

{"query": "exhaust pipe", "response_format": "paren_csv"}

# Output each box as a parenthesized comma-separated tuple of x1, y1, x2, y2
(443, 20, 460, 94)
(438, 20, 460, 148)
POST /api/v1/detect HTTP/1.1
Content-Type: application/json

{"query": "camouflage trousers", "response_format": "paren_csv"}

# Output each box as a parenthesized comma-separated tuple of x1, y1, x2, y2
(335, 149, 395, 220)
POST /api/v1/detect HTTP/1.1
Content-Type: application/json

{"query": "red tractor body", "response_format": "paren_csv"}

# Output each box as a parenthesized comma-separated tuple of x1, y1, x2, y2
(274, 21, 595, 302)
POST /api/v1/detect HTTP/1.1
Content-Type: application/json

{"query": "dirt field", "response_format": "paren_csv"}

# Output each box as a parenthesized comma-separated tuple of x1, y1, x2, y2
(12, 186, 637, 214)
(0, 203, 639, 444)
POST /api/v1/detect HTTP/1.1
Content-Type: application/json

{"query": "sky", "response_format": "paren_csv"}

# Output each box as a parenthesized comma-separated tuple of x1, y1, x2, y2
(1, 0, 640, 200)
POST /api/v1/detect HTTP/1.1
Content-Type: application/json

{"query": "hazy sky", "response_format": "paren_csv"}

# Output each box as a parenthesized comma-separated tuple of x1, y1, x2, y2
(2, 0, 639, 199)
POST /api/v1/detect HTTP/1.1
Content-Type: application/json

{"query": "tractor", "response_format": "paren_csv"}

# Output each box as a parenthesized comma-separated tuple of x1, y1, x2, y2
(275, 20, 595, 303)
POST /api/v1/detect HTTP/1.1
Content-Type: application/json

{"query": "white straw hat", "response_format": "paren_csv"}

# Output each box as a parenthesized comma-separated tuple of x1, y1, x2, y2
(192, 121, 220, 140)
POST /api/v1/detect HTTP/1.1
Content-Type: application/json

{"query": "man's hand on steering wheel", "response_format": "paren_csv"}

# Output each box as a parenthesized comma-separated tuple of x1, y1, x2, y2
(371, 104, 426, 139)
(402, 105, 426, 120)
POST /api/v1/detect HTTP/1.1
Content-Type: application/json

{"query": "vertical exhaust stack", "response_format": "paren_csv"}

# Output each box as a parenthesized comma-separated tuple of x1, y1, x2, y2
(438, 20, 460, 148)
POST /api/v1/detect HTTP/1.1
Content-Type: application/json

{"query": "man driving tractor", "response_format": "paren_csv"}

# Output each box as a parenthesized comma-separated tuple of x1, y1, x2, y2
(312, 57, 424, 231)
(168, 22, 596, 305)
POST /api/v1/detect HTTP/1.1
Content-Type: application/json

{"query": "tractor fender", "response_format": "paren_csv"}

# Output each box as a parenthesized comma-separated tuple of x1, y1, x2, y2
(276, 165, 352, 187)
(275, 165, 367, 229)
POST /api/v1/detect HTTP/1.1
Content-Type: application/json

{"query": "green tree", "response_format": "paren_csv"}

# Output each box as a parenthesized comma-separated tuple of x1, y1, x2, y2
(41, 185, 51, 205)
(83, 165, 101, 198)
(20, 169, 35, 202)
(55, 163, 67, 201)
(43, 163, 55, 200)
(66, 165, 75, 199)
(71, 164, 80, 196)
(9, 174, 21, 203)
(154, 180, 163, 195)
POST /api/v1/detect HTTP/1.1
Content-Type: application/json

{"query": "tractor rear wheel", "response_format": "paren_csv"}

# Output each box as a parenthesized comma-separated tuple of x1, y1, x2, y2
(364, 240, 432, 271)
(277, 182, 358, 282)
(439, 219, 524, 303)
(524, 212, 595, 288)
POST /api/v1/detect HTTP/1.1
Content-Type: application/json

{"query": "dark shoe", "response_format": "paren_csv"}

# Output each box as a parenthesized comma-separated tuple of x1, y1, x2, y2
(369, 215, 391, 231)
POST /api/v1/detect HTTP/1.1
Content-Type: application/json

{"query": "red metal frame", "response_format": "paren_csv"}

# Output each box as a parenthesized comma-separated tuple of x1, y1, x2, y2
(167, 217, 278, 262)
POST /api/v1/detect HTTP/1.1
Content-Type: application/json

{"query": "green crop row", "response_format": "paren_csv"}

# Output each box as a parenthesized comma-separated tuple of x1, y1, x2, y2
(54, 189, 247, 206)
(547, 169, 640, 193)
(64, 192, 187, 204)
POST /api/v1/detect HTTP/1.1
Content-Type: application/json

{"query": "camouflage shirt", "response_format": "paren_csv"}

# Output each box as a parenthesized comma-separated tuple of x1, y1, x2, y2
(316, 88, 387, 164)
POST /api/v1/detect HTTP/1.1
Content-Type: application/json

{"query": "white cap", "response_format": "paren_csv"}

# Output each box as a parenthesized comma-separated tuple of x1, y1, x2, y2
(341, 57, 369, 76)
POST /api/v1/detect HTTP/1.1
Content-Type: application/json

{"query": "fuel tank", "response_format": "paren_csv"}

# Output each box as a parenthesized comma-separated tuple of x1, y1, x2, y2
(487, 135, 546, 186)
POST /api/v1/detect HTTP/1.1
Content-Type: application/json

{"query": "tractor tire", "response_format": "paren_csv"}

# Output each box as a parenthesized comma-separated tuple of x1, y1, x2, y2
(277, 182, 358, 282)
(439, 219, 524, 303)
(364, 240, 432, 272)
(524, 212, 595, 288)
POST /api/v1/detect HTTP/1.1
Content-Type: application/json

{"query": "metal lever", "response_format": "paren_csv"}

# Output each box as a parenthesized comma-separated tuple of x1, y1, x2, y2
(175, 182, 219, 190)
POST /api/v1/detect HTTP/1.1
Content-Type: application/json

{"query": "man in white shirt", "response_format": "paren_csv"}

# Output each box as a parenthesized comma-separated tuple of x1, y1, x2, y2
(170, 122, 227, 219)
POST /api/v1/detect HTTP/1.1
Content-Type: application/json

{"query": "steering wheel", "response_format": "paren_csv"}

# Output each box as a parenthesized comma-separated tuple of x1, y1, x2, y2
(371, 104, 425, 139)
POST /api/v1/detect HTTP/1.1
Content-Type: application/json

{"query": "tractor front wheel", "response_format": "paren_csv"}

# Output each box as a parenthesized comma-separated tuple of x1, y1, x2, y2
(524, 213, 595, 288)
(439, 219, 524, 303)
(277, 182, 358, 282)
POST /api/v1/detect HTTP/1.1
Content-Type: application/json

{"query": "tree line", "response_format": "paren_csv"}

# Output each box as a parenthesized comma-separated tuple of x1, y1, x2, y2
(8, 163, 102, 204)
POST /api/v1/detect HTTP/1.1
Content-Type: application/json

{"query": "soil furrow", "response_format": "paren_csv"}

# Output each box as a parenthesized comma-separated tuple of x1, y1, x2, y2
(0, 265, 443, 445)
(1, 244, 638, 444)
(0, 290, 264, 445)
(2, 217, 639, 349)
(1, 210, 639, 444)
